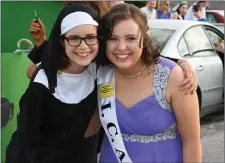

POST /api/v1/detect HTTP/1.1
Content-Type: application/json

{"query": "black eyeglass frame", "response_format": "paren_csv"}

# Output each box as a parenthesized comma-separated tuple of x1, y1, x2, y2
(61, 35, 99, 47)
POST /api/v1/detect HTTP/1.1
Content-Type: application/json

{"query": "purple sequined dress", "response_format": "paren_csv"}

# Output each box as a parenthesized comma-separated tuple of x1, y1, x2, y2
(99, 57, 183, 163)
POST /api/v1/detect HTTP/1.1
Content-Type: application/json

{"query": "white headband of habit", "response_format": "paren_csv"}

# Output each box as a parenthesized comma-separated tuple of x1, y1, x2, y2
(61, 11, 99, 35)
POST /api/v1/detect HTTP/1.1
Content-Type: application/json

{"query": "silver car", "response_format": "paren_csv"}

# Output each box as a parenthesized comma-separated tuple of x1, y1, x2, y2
(148, 20, 224, 117)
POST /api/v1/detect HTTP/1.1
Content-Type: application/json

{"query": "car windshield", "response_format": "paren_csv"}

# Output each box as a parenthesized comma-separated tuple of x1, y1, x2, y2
(148, 29, 175, 50)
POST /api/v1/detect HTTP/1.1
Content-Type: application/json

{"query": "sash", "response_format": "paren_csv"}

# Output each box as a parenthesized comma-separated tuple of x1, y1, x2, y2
(97, 66, 132, 163)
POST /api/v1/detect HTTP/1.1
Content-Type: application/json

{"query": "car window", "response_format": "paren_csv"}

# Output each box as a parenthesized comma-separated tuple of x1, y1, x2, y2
(206, 13, 218, 23)
(205, 29, 224, 51)
(213, 24, 224, 33)
(148, 29, 174, 50)
(184, 26, 213, 55)
(177, 36, 190, 57)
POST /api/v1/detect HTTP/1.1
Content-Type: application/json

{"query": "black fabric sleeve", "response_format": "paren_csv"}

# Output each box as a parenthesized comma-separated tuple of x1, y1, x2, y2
(97, 126, 104, 153)
(28, 40, 48, 64)
(160, 55, 179, 63)
(16, 83, 45, 163)
(78, 133, 99, 163)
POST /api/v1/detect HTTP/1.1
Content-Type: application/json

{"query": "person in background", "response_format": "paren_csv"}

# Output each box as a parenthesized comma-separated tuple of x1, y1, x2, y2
(192, 4, 208, 22)
(64, 1, 109, 16)
(107, 0, 124, 8)
(156, 1, 171, 19)
(184, 1, 208, 20)
(140, 0, 157, 20)
(172, 1, 189, 20)
(97, 3, 202, 162)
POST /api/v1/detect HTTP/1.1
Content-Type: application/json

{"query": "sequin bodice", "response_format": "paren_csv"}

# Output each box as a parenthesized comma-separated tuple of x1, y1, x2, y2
(116, 57, 179, 142)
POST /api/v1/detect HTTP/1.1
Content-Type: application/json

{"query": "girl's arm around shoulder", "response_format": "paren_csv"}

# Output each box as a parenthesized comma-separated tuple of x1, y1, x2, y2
(84, 107, 101, 138)
(167, 65, 202, 163)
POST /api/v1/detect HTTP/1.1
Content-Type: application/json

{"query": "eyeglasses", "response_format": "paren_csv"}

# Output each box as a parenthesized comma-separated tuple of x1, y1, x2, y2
(63, 35, 98, 47)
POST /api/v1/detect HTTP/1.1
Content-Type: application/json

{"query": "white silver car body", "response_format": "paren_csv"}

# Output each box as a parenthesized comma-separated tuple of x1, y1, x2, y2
(148, 20, 224, 116)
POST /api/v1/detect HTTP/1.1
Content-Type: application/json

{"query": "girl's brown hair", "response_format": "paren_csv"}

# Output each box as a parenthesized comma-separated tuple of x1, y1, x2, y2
(64, 1, 109, 16)
(97, 3, 160, 68)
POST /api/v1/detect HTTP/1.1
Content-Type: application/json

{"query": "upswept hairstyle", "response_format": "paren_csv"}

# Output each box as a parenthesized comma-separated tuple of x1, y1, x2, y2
(96, 3, 160, 68)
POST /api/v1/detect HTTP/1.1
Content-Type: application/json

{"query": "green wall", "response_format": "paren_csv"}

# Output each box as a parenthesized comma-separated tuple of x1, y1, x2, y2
(1, 1, 63, 53)
(1, 53, 32, 163)
(1, 2, 63, 162)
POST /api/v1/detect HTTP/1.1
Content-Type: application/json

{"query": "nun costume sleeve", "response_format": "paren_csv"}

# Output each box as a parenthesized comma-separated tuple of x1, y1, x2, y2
(28, 40, 48, 64)
(8, 82, 45, 163)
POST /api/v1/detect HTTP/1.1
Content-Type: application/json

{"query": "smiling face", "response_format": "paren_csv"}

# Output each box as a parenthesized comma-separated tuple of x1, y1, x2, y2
(106, 18, 143, 69)
(63, 24, 98, 69)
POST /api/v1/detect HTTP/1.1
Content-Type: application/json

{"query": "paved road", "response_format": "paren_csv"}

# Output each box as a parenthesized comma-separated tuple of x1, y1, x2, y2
(201, 110, 224, 162)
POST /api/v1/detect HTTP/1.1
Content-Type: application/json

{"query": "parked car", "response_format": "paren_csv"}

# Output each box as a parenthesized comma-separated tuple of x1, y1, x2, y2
(212, 23, 224, 33)
(148, 20, 224, 117)
(206, 10, 224, 23)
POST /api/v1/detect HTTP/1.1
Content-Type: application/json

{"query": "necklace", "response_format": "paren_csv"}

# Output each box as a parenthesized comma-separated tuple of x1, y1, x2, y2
(116, 65, 146, 79)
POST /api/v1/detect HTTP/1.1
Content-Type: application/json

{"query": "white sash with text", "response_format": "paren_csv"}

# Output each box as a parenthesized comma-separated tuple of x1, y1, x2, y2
(97, 66, 132, 163)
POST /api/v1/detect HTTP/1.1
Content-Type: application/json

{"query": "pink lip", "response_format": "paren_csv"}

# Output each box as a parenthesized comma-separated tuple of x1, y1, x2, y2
(75, 51, 91, 53)
(114, 53, 130, 55)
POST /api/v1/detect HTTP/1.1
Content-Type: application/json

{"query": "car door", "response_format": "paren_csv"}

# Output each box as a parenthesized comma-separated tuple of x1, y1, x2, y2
(177, 25, 223, 111)
(203, 25, 224, 52)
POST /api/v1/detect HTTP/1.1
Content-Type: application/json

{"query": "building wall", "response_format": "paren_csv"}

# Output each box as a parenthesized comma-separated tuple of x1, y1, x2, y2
(1, 53, 32, 163)
(1, 1, 63, 52)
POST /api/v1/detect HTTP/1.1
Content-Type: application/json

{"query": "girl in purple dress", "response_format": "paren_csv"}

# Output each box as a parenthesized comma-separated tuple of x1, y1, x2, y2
(96, 3, 201, 163)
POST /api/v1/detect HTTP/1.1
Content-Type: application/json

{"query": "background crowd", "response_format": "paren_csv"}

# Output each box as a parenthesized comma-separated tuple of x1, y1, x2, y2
(139, 0, 208, 22)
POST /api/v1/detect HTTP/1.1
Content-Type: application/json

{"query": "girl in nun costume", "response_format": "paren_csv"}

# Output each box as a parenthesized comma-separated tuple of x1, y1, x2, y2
(6, 4, 101, 163)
